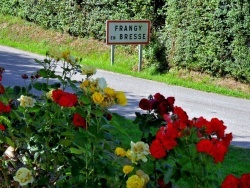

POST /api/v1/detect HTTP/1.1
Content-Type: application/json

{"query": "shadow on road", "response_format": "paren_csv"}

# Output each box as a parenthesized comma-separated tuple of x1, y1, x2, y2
(0, 49, 44, 87)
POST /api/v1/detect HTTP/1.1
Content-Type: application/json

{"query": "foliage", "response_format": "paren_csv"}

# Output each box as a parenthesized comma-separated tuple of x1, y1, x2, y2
(0, 51, 127, 187)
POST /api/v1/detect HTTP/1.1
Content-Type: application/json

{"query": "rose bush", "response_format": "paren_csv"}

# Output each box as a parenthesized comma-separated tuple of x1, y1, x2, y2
(0, 50, 127, 187)
(114, 93, 250, 188)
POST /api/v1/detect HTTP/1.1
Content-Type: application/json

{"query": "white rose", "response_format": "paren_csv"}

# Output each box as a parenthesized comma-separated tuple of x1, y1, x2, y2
(13, 167, 34, 186)
(18, 95, 36, 108)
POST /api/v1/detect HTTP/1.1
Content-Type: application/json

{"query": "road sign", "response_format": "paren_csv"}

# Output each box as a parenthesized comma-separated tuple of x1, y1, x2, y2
(106, 20, 150, 45)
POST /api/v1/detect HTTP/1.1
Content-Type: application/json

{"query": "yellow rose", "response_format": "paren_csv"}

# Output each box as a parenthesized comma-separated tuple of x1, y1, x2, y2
(92, 92, 104, 104)
(115, 91, 127, 106)
(126, 149, 132, 160)
(123, 165, 134, 175)
(104, 87, 115, 97)
(18, 95, 36, 108)
(80, 80, 90, 89)
(13, 167, 34, 186)
(115, 147, 126, 157)
(126, 175, 144, 188)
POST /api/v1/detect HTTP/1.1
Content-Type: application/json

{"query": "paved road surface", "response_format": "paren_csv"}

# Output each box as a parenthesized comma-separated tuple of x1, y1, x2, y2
(1, 45, 250, 148)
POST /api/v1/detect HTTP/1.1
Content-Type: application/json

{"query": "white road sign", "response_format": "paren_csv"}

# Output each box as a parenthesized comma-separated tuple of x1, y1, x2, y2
(106, 20, 150, 45)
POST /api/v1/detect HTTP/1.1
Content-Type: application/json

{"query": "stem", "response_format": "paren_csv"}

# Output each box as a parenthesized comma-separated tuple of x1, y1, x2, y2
(0, 162, 10, 188)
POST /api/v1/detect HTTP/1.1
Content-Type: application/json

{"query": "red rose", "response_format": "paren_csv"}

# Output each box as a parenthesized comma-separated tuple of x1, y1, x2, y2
(192, 116, 209, 129)
(52, 90, 78, 107)
(4, 104, 11, 113)
(211, 140, 228, 163)
(150, 139, 166, 159)
(58, 93, 77, 107)
(139, 98, 150, 110)
(0, 102, 11, 113)
(0, 83, 4, 94)
(173, 106, 189, 124)
(73, 113, 86, 128)
(196, 139, 213, 154)
(154, 93, 165, 101)
(221, 174, 239, 188)
(210, 118, 226, 139)
(158, 100, 169, 116)
(166, 96, 175, 111)
(222, 133, 233, 147)
(0, 124, 6, 131)
(239, 173, 250, 188)
(156, 124, 178, 150)
(52, 89, 64, 103)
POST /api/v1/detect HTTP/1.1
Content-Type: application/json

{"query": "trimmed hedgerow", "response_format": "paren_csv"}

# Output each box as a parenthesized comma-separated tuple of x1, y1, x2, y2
(165, 0, 250, 82)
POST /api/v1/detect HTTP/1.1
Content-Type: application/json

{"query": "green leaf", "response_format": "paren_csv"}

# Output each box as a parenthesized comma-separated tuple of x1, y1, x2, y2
(6, 137, 15, 147)
(33, 82, 43, 90)
(93, 108, 104, 117)
(59, 139, 72, 146)
(70, 147, 83, 154)
(164, 165, 174, 185)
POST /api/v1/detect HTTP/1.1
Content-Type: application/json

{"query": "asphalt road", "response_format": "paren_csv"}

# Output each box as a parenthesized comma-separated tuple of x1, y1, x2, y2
(1, 45, 250, 148)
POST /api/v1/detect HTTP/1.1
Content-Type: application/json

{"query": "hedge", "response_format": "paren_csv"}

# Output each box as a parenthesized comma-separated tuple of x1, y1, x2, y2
(0, 0, 250, 82)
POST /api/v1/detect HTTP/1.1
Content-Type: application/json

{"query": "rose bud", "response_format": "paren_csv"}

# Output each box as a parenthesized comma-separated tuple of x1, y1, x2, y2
(21, 74, 29, 79)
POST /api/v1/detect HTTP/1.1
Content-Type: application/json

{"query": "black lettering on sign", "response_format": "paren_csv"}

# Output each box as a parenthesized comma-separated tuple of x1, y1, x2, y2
(115, 25, 118, 31)
(120, 34, 123, 40)
(119, 25, 123, 31)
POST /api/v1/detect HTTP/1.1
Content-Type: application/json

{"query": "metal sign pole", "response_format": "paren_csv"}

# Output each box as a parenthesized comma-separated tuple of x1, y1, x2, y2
(111, 45, 115, 65)
(138, 44, 142, 72)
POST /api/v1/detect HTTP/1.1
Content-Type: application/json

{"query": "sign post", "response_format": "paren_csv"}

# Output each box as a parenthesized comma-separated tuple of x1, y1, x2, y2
(106, 20, 150, 71)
